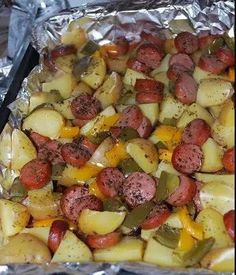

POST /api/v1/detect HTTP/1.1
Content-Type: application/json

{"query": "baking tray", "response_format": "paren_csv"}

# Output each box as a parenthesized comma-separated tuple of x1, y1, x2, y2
(0, 44, 39, 134)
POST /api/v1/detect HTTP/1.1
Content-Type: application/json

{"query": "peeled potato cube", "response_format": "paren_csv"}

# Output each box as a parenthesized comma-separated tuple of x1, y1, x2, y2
(0, 233, 51, 263)
(194, 173, 234, 189)
(51, 230, 92, 262)
(193, 66, 228, 83)
(42, 73, 76, 99)
(94, 72, 122, 109)
(23, 108, 65, 139)
(126, 138, 158, 173)
(94, 237, 144, 262)
(11, 129, 37, 171)
(218, 99, 234, 127)
(0, 199, 30, 237)
(0, 124, 12, 168)
(211, 120, 234, 149)
(78, 209, 126, 235)
(21, 227, 50, 244)
(196, 79, 234, 107)
(200, 138, 224, 172)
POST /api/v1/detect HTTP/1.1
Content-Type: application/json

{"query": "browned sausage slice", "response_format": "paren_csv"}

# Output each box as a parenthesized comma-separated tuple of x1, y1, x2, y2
(166, 175, 197, 206)
(50, 45, 77, 60)
(171, 144, 203, 174)
(181, 119, 211, 146)
(136, 117, 152, 138)
(167, 64, 191, 81)
(96, 167, 125, 198)
(30, 132, 50, 149)
(122, 172, 156, 208)
(72, 118, 90, 127)
(127, 58, 151, 74)
(169, 53, 195, 72)
(140, 31, 165, 48)
(75, 136, 98, 155)
(192, 180, 204, 213)
(174, 32, 199, 54)
(134, 79, 164, 93)
(38, 140, 65, 165)
(175, 74, 198, 105)
(71, 94, 101, 120)
(137, 44, 165, 69)
(48, 220, 69, 252)
(215, 47, 235, 66)
(86, 232, 122, 249)
(61, 143, 91, 168)
(115, 105, 143, 130)
(136, 91, 163, 104)
(60, 185, 102, 222)
(20, 159, 52, 190)
(198, 54, 228, 75)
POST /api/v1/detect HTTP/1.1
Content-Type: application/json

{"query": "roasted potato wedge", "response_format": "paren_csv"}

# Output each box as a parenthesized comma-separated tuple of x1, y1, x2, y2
(21, 227, 50, 244)
(211, 120, 234, 149)
(194, 173, 234, 188)
(139, 103, 159, 126)
(0, 124, 12, 168)
(52, 97, 75, 119)
(218, 99, 234, 127)
(123, 68, 149, 86)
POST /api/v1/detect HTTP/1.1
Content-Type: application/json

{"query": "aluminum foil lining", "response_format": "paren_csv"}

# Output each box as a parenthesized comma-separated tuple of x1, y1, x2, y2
(0, 0, 235, 274)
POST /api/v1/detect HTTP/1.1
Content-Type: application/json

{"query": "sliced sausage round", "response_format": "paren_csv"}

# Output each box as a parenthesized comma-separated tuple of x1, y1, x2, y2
(175, 74, 198, 105)
(192, 180, 203, 213)
(50, 45, 77, 60)
(127, 58, 151, 74)
(140, 203, 171, 229)
(71, 94, 101, 120)
(223, 210, 235, 241)
(222, 148, 235, 173)
(48, 220, 69, 252)
(171, 143, 203, 174)
(86, 232, 122, 249)
(74, 136, 98, 155)
(20, 159, 52, 190)
(182, 119, 211, 146)
(136, 117, 152, 138)
(38, 140, 64, 165)
(115, 105, 143, 130)
(60, 185, 102, 222)
(166, 175, 197, 206)
(198, 54, 228, 75)
(122, 172, 156, 208)
(169, 53, 195, 72)
(140, 31, 165, 48)
(174, 32, 199, 54)
(137, 44, 165, 69)
(198, 34, 220, 49)
(215, 47, 235, 66)
(30, 132, 50, 149)
(136, 90, 163, 104)
(61, 143, 91, 167)
(134, 79, 164, 93)
(96, 167, 125, 198)
(167, 64, 191, 81)
(72, 118, 90, 127)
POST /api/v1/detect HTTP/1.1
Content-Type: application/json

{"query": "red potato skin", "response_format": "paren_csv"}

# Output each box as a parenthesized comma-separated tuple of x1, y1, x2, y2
(48, 220, 69, 252)
(86, 232, 122, 249)
(222, 148, 235, 173)
(171, 143, 203, 174)
(141, 203, 171, 230)
(166, 175, 197, 207)
(181, 119, 211, 146)
(96, 167, 125, 198)
(223, 210, 235, 241)
(20, 159, 52, 190)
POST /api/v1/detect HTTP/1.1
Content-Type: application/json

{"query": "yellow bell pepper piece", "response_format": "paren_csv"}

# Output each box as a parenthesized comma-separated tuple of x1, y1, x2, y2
(62, 163, 102, 182)
(60, 126, 80, 138)
(105, 142, 129, 167)
(178, 207, 204, 240)
(154, 125, 182, 150)
(228, 67, 235, 82)
(89, 180, 106, 200)
(177, 228, 195, 252)
(159, 149, 173, 162)
(33, 217, 64, 227)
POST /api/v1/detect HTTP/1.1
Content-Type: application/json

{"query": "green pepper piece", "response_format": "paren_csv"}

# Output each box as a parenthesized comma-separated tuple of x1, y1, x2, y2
(10, 178, 27, 198)
(207, 37, 224, 54)
(162, 118, 177, 126)
(155, 171, 180, 202)
(182, 237, 215, 267)
(223, 33, 235, 51)
(153, 224, 181, 249)
(88, 131, 110, 145)
(119, 127, 140, 142)
(81, 40, 100, 55)
(118, 158, 143, 176)
(155, 141, 168, 150)
(72, 56, 91, 81)
(51, 164, 66, 180)
(123, 201, 155, 229)
(103, 198, 126, 212)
